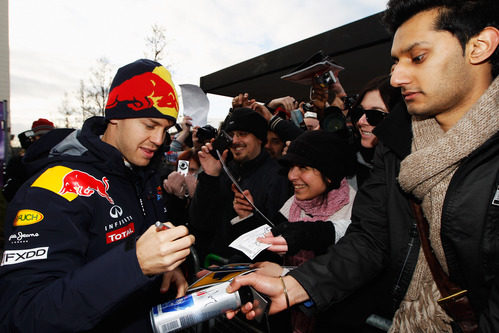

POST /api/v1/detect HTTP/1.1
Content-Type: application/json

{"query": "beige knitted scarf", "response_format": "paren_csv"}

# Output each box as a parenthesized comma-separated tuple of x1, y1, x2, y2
(389, 76, 499, 332)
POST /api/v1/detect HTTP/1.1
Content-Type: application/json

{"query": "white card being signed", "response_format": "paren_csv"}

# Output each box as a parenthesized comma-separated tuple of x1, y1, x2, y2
(229, 224, 272, 260)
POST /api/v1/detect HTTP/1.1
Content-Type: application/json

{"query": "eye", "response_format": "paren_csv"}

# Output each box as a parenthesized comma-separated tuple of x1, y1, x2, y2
(412, 54, 425, 63)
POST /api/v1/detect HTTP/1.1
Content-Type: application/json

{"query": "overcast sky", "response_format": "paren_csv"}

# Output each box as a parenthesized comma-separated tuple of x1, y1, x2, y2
(8, 0, 388, 136)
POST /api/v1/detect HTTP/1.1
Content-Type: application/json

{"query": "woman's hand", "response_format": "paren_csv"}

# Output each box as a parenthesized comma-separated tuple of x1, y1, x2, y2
(258, 232, 288, 255)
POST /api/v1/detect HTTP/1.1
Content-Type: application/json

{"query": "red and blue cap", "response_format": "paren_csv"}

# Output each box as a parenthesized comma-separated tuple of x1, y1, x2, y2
(105, 59, 179, 123)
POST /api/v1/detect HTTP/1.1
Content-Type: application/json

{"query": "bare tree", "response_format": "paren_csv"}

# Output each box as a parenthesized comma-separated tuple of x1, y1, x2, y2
(77, 80, 93, 123)
(59, 24, 173, 124)
(58, 91, 79, 128)
(86, 58, 114, 117)
(145, 24, 168, 63)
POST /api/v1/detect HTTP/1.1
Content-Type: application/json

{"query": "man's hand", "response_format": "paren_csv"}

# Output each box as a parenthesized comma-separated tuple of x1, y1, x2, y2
(226, 274, 308, 320)
(184, 174, 198, 198)
(231, 184, 254, 219)
(160, 267, 189, 298)
(197, 142, 227, 177)
(136, 223, 195, 275)
(267, 96, 298, 112)
(163, 172, 186, 198)
(232, 93, 256, 108)
(251, 261, 284, 277)
(175, 116, 193, 144)
(249, 102, 273, 122)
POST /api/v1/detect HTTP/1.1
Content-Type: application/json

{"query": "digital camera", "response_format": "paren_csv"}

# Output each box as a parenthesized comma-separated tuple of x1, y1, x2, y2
(314, 70, 337, 88)
(196, 124, 217, 143)
(177, 160, 189, 176)
(210, 130, 233, 160)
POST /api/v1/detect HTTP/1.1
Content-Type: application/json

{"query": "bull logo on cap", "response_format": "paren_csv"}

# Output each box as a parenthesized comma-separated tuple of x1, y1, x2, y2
(106, 65, 179, 118)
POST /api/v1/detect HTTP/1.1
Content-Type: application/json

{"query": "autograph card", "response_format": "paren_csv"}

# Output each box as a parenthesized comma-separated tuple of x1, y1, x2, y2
(229, 224, 272, 260)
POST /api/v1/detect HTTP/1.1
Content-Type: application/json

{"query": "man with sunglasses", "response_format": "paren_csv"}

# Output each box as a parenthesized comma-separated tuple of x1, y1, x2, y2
(228, 0, 499, 331)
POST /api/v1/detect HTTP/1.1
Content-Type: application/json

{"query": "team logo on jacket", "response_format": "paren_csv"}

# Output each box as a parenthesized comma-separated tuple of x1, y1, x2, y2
(106, 222, 135, 244)
(13, 209, 44, 226)
(109, 205, 123, 218)
(1, 247, 48, 266)
(31, 166, 114, 204)
(8, 231, 40, 244)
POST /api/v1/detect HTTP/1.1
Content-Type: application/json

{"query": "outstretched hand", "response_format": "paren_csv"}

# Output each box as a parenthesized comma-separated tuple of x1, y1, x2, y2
(257, 232, 288, 255)
(226, 273, 289, 320)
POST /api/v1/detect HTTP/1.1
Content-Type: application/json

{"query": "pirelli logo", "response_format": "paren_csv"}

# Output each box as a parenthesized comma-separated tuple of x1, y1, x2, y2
(1, 247, 49, 266)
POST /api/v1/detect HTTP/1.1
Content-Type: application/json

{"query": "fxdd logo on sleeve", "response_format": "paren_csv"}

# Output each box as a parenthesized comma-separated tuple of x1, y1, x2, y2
(1, 247, 49, 266)
(13, 210, 44, 226)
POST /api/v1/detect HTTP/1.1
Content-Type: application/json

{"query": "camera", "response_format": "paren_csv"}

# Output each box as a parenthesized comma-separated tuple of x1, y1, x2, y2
(210, 130, 233, 160)
(342, 94, 359, 112)
(314, 70, 337, 88)
(196, 124, 217, 143)
(177, 160, 189, 176)
(18, 130, 36, 150)
(321, 106, 346, 133)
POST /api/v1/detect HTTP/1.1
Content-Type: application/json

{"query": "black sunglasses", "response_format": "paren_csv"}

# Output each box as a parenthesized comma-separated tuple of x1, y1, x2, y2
(350, 107, 388, 126)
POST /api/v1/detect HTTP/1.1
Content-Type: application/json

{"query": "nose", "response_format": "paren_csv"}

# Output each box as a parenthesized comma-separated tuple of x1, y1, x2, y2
(232, 134, 242, 145)
(357, 114, 369, 127)
(150, 129, 165, 146)
(390, 63, 410, 88)
(288, 166, 299, 181)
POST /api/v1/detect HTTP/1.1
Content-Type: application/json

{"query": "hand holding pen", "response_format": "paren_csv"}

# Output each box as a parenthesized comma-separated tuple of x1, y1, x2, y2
(135, 221, 195, 275)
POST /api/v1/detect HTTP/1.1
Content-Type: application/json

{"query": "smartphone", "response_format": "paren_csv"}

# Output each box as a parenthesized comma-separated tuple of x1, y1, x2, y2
(177, 160, 189, 176)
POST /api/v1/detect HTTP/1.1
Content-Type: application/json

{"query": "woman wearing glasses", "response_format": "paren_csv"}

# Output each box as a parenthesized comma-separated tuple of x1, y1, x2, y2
(349, 75, 404, 186)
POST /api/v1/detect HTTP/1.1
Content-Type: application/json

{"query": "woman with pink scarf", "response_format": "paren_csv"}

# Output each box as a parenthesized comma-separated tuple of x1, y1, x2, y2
(233, 130, 357, 333)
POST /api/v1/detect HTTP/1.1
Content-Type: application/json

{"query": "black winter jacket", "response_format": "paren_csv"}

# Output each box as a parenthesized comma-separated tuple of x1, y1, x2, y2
(189, 149, 292, 262)
(289, 105, 499, 332)
(0, 117, 170, 332)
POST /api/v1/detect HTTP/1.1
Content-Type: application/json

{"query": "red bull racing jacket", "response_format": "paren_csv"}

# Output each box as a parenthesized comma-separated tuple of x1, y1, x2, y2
(0, 117, 171, 332)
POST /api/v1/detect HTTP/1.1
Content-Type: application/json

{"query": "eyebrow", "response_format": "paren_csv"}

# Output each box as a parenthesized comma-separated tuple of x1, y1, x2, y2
(391, 41, 431, 60)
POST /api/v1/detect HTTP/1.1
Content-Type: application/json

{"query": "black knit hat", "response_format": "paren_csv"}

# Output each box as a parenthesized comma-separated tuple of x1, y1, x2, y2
(225, 108, 268, 143)
(105, 59, 179, 122)
(280, 130, 355, 189)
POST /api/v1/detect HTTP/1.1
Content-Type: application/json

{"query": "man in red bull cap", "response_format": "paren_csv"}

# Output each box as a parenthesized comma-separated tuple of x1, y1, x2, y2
(0, 59, 195, 332)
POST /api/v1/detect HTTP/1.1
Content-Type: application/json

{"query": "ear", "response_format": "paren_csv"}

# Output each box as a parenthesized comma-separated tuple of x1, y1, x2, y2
(467, 27, 499, 65)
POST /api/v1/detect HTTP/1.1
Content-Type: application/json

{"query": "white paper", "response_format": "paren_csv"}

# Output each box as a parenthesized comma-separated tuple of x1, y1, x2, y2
(179, 84, 209, 127)
(229, 224, 272, 260)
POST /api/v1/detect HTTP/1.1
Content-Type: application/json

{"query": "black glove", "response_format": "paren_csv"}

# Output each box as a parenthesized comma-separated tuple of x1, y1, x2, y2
(271, 221, 335, 256)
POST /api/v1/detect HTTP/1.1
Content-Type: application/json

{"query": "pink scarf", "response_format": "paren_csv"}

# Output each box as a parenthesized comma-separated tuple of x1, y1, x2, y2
(288, 177, 350, 223)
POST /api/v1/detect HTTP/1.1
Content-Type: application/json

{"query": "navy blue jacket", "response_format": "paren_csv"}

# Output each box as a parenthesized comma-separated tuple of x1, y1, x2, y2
(0, 117, 170, 332)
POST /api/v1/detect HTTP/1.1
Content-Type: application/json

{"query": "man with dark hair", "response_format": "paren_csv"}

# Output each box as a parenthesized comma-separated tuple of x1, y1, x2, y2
(227, 1, 499, 331)
(0, 59, 195, 332)
(189, 107, 291, 263)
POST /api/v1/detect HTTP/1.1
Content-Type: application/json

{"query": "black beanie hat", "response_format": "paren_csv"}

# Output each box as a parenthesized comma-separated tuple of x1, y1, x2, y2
(105, 59, 179, 122)
(280, 130, 355, 189)
(225, 108, 268, 143)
